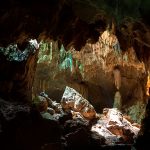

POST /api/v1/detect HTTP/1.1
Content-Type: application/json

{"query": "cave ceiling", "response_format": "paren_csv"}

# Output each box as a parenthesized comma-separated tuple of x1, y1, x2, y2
(0, 0, 150, 63)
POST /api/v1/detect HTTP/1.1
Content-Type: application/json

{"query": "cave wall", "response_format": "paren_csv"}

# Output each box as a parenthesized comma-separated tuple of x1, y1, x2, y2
(0, 46, 39, 103)
(33, 35, 147, 123)
(1, 0, 150, 52)
(1, 0, 150, 147)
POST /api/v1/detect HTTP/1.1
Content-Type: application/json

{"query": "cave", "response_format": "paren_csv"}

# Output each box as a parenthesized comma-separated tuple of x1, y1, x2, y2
(0, 0, 150, 150)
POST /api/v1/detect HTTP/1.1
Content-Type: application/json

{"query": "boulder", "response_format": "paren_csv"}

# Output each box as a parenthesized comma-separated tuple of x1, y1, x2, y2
(61, 86, 96, 120)
(91, 108, 140, 145)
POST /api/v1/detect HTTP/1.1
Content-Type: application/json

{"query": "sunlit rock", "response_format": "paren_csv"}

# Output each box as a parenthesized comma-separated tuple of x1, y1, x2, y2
(91, 108, 140, 145)
(61, 86, 96, 120)
(91, 125, 120, 145)
(29, 39, 39, 49)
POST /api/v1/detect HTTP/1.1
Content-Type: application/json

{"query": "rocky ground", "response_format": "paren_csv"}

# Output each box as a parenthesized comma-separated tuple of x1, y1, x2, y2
(0, 86, 141, 150)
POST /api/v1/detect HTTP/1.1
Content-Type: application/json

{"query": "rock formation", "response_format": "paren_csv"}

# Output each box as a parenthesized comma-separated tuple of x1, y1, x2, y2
(0, 40, 39, 103)
(0, 0, 150, 149)
(61, 86, 96, 120)
(32, 88, 140, 148)
(91, 108, 140, 145)
(33, 33, 147, 123)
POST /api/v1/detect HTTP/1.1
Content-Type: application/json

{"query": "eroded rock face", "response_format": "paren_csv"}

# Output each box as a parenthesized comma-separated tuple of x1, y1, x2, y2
(33, 35, 147, 123)
(0, 41, 39, 102)
(0, 0, 107, 50)
(0, 0, 150, 55)
(117, 19, 150, 70)
(61, 86, 96, 120)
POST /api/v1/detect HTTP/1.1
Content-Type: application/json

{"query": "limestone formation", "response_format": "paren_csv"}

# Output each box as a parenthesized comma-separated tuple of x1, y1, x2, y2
(113, 68, 121, 90)
(61, 86, 96, 120)
(23, 89, 142, 147)
(113, 91, 122, 110)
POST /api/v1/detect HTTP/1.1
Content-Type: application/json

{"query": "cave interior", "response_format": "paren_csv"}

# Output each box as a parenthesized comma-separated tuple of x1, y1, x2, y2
(0, 0, 150, 150)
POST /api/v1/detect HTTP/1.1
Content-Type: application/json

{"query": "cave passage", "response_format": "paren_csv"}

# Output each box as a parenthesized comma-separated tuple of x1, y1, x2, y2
(31, 30, 147, 148)
(0, 0, 150, 149)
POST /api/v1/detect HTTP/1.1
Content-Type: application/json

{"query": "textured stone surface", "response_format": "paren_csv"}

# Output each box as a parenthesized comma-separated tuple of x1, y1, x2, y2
(0, 1, 150, 148)
(0, 41, 39, 102)
(61, 86, 96, 120)
(91, 108, 140, 145)
(33, 37, 147, 123)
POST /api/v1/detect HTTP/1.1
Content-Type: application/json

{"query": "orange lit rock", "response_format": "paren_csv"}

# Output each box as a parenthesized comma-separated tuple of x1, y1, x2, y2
(91, 108, 140, 145)
(81, 105, 96, 120)
(61, 86, 96, 120)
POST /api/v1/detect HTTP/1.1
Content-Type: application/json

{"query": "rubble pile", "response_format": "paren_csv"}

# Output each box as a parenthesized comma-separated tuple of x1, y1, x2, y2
(91, 108, 140, 145)
(34, 86, 140, 147)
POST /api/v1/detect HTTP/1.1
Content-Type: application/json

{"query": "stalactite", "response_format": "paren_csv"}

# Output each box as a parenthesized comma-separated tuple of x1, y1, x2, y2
(113, 66, 121, 90)
(38, 41, 53, 64)
(59, 44, 74, 72)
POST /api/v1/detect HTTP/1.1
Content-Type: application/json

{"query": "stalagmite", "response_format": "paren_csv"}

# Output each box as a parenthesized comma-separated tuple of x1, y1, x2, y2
(113, 91, 122, 110)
